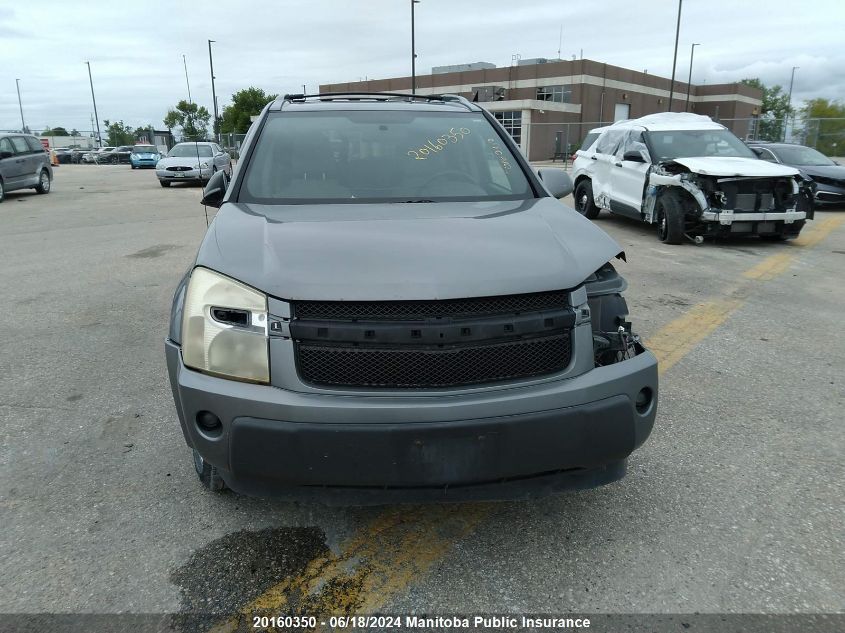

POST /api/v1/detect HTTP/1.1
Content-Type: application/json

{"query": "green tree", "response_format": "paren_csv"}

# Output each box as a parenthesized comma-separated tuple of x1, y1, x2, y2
(220, 87, 278, 134)
(103, 119, 136, 146)
(741, 78, 793, 141)
(800, 98, 845, 156)
(70, 128, 80, 136)
(42, 125, 70, 136)
(164, 100, 211, 141)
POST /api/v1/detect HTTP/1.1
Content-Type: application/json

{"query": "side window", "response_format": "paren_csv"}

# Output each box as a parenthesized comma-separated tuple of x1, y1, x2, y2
(595, 130, 625, 155)
(617, 130, 650, 162)
(579, 132, 599, 152)
(10, 137, 30, 154)
(0, 138, 14, 155)
(758, 148, 778, 163)
(25, 136, 44, 153)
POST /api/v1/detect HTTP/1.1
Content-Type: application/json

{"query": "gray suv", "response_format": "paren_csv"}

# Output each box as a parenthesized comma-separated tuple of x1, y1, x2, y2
(0, 133, 53, 202)
(165, 93, 658, 502)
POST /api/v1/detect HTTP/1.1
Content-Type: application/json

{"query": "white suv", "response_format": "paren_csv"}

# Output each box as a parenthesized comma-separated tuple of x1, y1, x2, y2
(571, 113, 814, 244)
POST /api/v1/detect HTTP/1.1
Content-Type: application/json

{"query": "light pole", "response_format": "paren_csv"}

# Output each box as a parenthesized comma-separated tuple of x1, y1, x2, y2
(785, 66, 799, 142)
(208, 40, 220, 143)
(667, 0, 683, 112)
(85, 62, 102, 146)
(15, 79, 26, 132)
(182, 54, 193, 103)
(411, 0, 420, 94)
(685, 43, 700, 112)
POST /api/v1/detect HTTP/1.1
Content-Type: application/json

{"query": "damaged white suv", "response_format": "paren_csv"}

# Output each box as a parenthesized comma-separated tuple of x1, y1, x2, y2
(572, 113, 815, 243)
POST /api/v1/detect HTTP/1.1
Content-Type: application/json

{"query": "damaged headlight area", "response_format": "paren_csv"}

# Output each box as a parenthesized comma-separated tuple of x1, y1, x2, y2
(583, 262, 645, 367)
(181, 267, 270, 384)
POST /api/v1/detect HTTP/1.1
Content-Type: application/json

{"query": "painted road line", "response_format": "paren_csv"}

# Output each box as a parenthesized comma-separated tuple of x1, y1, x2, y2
(793, 215, 845, 248)
(210, 504, 492, 632)
(209, 214, 845, 631)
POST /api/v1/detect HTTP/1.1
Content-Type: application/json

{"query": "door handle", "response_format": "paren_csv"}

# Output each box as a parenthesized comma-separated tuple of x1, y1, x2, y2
(590, 156, 597, 161)
(614, 162, 622, 167)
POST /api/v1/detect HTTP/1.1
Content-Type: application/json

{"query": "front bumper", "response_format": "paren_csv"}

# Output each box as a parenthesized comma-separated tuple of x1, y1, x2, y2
(131, 157, 158, 168)
(814, 185, 845, 206)
(164, 339, 658, 503)
(700, 209, 806, 225)
(157, 167, 211, 182)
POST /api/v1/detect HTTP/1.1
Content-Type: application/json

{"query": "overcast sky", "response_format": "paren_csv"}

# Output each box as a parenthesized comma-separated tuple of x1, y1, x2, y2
(2, 0, 843, 134)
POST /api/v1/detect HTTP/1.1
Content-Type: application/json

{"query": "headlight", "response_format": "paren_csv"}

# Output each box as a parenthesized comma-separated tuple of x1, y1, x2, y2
(200, 161, 210, 168)
(181, 267, 269, 383)
(131, 154, 138, 159)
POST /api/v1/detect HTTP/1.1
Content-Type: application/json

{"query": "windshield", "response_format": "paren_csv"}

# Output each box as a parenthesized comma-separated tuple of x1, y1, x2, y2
(133, 146, 157, 153)
(168, 144, 213, 158)
(240, 110, 532, 203)
(771, 145, 834, 166)
(646, 129, 756, 161)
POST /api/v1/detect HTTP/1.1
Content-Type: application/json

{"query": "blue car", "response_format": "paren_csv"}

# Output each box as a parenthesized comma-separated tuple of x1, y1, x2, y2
(129, 144, 162, 169)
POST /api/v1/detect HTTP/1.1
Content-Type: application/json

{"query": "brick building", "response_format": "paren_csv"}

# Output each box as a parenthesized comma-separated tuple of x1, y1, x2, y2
(321, 58, 763, 161)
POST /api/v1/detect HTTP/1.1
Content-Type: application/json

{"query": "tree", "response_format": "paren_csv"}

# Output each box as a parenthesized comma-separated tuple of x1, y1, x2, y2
(42, 125, 69, 136)
(164, 100, 211, 141)
(103, 119, 136, 146)
(220, 87, 278, 134)
(70, 128, 80, 136)
(741, 78, 793, 141)
(800, 98, 845, 156)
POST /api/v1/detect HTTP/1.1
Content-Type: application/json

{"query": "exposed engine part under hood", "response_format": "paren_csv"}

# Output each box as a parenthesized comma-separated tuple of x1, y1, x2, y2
(195, 197, 625, 301)
(667, 156, 799, 178)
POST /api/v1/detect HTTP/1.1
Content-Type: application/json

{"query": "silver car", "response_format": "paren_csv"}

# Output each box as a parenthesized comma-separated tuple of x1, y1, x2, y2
(156, 142, 231, 187)
(0, 133, 53, 202)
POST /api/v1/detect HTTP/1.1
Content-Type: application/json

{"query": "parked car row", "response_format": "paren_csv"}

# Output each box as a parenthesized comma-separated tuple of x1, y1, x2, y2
(746, 141, 845, 207)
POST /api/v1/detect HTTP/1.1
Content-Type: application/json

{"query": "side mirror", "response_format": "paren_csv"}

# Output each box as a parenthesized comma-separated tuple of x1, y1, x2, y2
(750, 147, 763, 156)
(201, 169, 229, 208)
(537, 168, 573, 198)
(622, 150, 646, 162)
(0, 150, 13, 159)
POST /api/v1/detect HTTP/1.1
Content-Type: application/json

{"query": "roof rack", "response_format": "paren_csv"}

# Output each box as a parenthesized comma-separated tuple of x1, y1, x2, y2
(280, 92, 475, 110)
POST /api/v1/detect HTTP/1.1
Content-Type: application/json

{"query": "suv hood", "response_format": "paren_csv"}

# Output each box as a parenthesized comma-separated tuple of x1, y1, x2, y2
(195, 198, 624, 301)
(668, 156, 799, 177)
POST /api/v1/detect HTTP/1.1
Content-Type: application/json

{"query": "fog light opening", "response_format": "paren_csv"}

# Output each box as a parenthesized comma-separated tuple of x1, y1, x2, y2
(635, 388, 653, 414)
(196, 411, 223, 437)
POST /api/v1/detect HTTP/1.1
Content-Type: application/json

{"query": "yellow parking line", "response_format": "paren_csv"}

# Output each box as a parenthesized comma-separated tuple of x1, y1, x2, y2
(207, 214, 845, 631)
(210, 504, 492, 632)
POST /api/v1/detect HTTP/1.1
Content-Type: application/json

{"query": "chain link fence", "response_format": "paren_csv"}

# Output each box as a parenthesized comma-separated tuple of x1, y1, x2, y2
(220, 132, 248, 159)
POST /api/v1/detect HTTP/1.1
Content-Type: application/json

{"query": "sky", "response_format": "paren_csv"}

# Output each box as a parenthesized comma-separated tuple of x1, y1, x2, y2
(2, 0, 843, 134)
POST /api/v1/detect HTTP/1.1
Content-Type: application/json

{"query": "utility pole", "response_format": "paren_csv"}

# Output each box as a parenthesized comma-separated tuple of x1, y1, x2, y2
(685, 43, 700, 112)
(411, 0, 420, 94)
(785, 66, 799, 142)
(15, 79, 26, 132)
(85, 62, 102, 146)
(667, 0, 683, 112)
(182, 54, 193, 103)
(208, 41, 220, 143)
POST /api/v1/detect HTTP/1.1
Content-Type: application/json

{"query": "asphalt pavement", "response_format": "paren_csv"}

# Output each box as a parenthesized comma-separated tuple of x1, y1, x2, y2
(1, 165, 843, 624)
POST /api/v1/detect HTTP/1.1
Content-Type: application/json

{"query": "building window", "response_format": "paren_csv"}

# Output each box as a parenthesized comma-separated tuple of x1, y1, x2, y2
(536, 85, 571, 103)
(494, 111, 522, 146)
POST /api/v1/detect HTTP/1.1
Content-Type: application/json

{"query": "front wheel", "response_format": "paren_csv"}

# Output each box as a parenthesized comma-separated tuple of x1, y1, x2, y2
(35, 170, 51, 194)
(574, 180, 600, 219)
(0, 178, 5, 203)
(159, 180, 171, 187)
(193, 449, 226, 491)
(655, 192, 686, 244)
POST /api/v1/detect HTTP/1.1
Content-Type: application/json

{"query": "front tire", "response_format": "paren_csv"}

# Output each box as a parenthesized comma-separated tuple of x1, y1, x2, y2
(193, 449, 226, 491)
(655, 192, 686, 244)
(574, 180, 600, 219)
(159, 180, 171, 187)
(35, 170, 51, 194)
(0, 177, 5, 203)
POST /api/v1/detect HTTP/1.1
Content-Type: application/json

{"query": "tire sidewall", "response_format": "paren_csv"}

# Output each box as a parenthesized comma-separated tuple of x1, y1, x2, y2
(574, 180, 599, 219)
(0, 177, 5, 203)
(37, 170, 50, 194)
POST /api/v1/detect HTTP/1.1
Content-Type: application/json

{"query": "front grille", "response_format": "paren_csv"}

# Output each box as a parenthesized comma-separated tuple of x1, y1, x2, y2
(297, 333, 571, 388)
(294, 290, 569, 321)
(166, 166, 193, 172)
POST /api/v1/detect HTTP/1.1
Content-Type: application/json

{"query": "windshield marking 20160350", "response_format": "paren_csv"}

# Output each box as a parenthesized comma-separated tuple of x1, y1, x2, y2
(407, 127, 471, 160)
